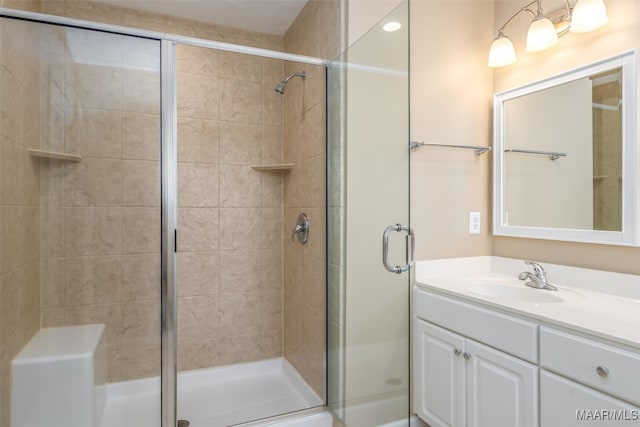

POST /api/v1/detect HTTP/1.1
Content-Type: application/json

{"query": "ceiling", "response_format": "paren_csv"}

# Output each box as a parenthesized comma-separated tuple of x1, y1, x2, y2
(97, 0, 309, 35)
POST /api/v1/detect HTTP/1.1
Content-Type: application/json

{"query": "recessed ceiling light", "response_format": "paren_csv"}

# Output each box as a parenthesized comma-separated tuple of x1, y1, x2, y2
(383, 21, 402, 32)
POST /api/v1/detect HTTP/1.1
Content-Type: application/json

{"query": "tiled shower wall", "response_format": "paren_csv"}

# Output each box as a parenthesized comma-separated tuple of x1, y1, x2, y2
(37, 26, 163, 383)
(592, 81, 622, 231)
(33, 11, 286, 379)
(0, 8, 43, 426)
(3, 0, 289, 381)
(175, 44, 286, 370)
(0, 0, 313, 407)
(282, 0, 341, 397)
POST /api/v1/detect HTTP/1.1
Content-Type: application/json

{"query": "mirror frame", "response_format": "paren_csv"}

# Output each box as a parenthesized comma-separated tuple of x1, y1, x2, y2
(493, 50, 639, 246)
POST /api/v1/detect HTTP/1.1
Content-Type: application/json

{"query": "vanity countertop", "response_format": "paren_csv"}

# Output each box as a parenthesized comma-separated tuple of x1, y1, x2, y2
(415, 257, 640, 351)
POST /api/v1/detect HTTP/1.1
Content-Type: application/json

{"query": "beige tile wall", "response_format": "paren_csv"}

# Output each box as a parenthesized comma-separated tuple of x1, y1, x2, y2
(30, 2, 289, 377)
(0, 8, 43, 426)
(283, 0, 341, 398)
(37, 25, 163, 383)
(175, 43, 286, 371)
(4, 0, 320, 398)
(22, 0, 289, 377)
(592, 82, 622, 231)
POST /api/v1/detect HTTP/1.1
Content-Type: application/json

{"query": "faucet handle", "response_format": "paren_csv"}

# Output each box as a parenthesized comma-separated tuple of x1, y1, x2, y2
(517, 271, 530, 281)
(521, 261, 557, 290)
(524, 260, 548, 285)
(525, 260, 544, 274)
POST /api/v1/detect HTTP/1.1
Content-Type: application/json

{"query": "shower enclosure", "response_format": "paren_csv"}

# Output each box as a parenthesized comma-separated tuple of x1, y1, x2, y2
(0, 1, 410, 426)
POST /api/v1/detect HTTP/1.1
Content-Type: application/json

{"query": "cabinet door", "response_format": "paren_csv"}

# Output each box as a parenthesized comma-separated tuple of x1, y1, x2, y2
(466, 340, 538, 427)
(414, 319, 465, 427)
(541, 370, 640, 427)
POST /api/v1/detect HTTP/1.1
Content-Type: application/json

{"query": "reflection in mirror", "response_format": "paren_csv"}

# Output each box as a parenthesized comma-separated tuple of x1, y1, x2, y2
(493, 50, 638, 246)
(592, 69, 622, 231)
(503, 68, 622, 231)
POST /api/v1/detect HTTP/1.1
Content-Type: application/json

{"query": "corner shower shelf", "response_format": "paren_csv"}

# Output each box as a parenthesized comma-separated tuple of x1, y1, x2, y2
(250, 163, 294, 173)
(28, 149, 82, 162)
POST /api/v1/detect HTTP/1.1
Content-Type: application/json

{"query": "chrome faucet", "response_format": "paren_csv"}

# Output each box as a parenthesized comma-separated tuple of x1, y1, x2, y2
(518, 261, 558, 291)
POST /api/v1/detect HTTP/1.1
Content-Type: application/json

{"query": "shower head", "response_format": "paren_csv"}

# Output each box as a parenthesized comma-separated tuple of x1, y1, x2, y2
(275, 71, 307, 95)
(275, 81, 287, 95)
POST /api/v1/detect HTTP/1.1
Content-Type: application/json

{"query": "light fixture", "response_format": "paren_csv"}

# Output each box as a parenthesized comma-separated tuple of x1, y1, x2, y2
(488, 31, 517, 67)
(382, 21, 402, 32)
(526, 9, 558, 52)
(570, 0, 608, 32)
(488, 0, 608, 67)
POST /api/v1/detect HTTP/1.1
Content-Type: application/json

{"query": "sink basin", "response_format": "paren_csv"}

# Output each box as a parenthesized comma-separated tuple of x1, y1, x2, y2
(469, 283, 565, 303)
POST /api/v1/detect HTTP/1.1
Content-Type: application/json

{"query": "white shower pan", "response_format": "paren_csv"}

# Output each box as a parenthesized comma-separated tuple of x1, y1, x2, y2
(100, 358, 323, 427)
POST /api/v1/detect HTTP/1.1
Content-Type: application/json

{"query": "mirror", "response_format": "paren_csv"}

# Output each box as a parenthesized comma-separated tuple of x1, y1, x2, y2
(493, 50, 639, 246)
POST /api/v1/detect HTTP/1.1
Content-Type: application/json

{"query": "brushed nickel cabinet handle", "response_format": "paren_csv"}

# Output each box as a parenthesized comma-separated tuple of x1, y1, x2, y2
(596, 366, 609, 377)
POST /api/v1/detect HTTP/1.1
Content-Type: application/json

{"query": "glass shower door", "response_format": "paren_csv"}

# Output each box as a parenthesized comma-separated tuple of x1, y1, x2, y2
(327, 2, 410, 426)
(0, 17, 162, 427)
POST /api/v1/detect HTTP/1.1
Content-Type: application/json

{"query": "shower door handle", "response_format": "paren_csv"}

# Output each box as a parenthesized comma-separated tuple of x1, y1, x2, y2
(382, 224, 415, 274)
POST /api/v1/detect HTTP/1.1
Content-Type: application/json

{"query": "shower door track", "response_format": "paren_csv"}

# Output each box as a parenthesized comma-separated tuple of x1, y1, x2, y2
(0, 7, 329, 427)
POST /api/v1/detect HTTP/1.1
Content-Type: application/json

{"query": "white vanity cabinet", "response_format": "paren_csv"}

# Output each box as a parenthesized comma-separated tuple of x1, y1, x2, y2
(414, 286, 640, 427)
(414, 257, 640, 427)
(539, 327, 640, 426)
(414, 320, 465, 427)
(540, 371, 639, 426)
(414, 289, 538, 427)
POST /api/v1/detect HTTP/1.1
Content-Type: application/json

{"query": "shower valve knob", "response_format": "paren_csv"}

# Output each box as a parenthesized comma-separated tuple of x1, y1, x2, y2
(291, 213, 310, 244)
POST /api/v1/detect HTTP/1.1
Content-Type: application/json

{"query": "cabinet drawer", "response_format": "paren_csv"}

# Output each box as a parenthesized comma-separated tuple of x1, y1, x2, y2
(540, 327, 640, 405)
(415, 289, 538, 363)
(541, 370, 640, 427)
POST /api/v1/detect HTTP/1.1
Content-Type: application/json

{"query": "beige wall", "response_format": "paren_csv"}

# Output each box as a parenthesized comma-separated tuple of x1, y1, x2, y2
(283, 0, 341, 398)
(492, 0, 640, 273)
(0, 5, 43, 426)
(410, 0, 494, 260)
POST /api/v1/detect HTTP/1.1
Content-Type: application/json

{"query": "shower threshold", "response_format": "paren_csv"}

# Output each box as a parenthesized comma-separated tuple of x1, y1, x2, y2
(100, 357, 322, 427)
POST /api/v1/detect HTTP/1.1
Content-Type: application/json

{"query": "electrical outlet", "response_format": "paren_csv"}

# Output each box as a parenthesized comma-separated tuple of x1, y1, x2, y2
(469, 212, 481, 234)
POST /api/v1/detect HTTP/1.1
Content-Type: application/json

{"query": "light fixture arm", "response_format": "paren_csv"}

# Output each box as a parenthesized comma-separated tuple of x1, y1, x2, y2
(534, 0, 545, 18)
(497, 0, 538, 34)
(497, 0, 578, 34)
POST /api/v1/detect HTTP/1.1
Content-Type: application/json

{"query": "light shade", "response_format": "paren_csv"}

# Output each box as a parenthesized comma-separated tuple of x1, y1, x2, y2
(488, 35, 516, 67)
(526, 16, 559, 52)
(570, 0, 608, 33)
